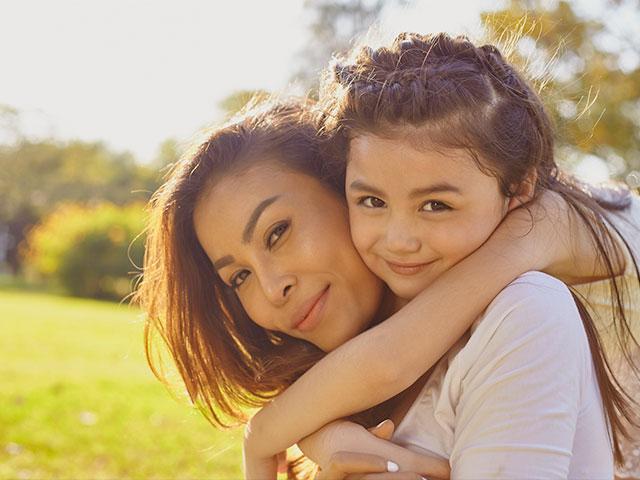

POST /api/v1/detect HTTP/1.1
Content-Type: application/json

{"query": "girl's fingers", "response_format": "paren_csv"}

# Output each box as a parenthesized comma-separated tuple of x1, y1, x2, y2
(316, 451, 390, 480)
(347, 473, 429, 480)
(402, 455, 449, 480)
(368, 419, 395, 440)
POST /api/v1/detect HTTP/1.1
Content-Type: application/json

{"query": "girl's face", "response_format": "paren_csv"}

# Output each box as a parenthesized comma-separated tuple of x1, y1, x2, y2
(346, 133, 517, 300)
(193, 162, 385, 352)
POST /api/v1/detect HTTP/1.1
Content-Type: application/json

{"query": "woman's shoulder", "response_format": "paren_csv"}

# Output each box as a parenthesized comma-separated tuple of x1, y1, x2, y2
(605, 191, 640, 271)
(606, 190, 640, 233)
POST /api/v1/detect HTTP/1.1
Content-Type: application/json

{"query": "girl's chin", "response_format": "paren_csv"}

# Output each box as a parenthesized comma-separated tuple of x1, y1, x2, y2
(386, 277, 438, 301)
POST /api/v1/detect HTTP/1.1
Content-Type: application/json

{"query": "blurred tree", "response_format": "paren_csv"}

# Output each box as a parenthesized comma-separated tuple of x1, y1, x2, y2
(150, 138, 185, 176)
(0, 140, 157, 274)
(218, 89, 270, 118)
(482, 0, 640, 177)
(293, 0, 409, 93)
(22, 202, 146, 300)
(0, 104, 22, 145)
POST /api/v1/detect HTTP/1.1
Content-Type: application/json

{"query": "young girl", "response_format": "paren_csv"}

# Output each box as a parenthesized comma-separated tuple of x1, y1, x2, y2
(242, 33, 640, 478)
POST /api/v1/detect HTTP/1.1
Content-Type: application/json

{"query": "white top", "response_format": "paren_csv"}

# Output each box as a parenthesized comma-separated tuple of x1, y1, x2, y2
(393, 194, 640, 479)
(393, 272, 613, 478)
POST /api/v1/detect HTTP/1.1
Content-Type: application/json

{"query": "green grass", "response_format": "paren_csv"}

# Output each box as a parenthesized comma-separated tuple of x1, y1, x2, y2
(0, 288, 244, 479)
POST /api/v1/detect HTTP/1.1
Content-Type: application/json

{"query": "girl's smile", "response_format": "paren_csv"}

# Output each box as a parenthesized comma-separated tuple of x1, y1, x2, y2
(346, 131, 531, 300)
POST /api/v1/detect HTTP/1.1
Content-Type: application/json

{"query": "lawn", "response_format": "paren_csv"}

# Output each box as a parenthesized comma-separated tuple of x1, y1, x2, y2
(0, 288, 244, 479)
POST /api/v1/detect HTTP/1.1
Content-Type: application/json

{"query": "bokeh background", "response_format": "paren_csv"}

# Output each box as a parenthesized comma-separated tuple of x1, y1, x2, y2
(1, 0, 639, 478)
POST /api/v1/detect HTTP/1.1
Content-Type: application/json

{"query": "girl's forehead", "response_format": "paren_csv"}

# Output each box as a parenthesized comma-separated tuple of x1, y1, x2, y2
(346, 134, 502, 197)
(349, 134, 479, 175)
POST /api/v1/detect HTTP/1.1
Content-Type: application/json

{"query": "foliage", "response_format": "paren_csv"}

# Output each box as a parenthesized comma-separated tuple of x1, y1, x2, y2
(482, 0, 640, 177)
(0, 289, 243, 478)
(22, 202, 146, 300)
(0, 140, 159, 273)
(218, 89, 271, 118)
(294, 0, 407, 93)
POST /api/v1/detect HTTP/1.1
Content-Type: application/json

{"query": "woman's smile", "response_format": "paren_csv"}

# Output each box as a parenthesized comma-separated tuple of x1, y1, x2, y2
(291, 285, 330, 332)
(193, 162, 384, 352)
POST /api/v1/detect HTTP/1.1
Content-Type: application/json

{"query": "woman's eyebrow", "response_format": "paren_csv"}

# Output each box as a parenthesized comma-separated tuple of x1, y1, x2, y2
(213, 255, 234, 270)
(242, 195, 281, 244)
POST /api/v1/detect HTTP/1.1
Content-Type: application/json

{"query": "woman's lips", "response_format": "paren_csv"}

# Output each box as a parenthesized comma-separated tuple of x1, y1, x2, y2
(385, 259, 435, 276)
(292, 286, 330, 332)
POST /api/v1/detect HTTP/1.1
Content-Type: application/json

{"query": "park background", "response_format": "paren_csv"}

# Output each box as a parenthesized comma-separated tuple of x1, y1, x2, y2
(1, 0, 639, 478)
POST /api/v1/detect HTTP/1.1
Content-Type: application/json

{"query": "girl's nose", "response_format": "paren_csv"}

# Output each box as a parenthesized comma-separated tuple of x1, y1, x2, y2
(384, 220, 421, 255)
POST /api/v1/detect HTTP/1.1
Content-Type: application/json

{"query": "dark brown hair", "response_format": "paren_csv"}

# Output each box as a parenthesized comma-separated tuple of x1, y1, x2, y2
(319, 31, 639, 465)
(133, 99, 343, 428)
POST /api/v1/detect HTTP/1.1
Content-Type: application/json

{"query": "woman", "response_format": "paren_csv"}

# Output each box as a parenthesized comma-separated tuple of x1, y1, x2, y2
(135, 97, 637, 477)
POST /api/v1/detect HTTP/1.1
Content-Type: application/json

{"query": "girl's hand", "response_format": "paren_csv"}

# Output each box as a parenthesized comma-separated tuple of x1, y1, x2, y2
(498, 190, 575, 277)
(500, 189, 608, 283)
(302, 420, 449, 480)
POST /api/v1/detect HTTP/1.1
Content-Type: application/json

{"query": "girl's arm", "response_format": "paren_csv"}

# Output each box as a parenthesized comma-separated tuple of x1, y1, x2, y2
(243, 192, 587, 472)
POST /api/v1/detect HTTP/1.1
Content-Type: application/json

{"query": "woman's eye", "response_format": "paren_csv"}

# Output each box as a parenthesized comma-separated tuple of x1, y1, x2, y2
(267, 221, 289, 249)
(420, 200, 450, 212)
(230, 270, 250, 289)
(359, 196, 386, 208)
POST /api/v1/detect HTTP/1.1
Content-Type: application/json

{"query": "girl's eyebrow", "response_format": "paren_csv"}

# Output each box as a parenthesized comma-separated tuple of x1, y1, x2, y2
(409, 183, 461, 198)
(348, 180, 385, 197)
(349, 180, 461, 198)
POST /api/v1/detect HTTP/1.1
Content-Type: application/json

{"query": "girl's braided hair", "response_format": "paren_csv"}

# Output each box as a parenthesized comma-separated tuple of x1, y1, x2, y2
(319, 31, 639, 466)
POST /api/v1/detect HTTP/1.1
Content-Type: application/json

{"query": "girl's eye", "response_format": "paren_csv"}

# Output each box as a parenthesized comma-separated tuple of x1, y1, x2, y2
(267, 221, 289, 249)
(358, 196, 386, 208)
(420, 200, 450, 212)
(230, 270, 250, 289)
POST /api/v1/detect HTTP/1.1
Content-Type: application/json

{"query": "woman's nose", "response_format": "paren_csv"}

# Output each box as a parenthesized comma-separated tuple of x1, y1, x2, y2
(259, 269, 296, 306)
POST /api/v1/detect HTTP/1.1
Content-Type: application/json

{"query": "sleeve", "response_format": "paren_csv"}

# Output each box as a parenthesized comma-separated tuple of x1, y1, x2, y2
(450, 273, 589, 479)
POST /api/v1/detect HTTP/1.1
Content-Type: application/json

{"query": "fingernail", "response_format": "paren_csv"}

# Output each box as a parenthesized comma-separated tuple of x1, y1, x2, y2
(386, 461, 399, 472)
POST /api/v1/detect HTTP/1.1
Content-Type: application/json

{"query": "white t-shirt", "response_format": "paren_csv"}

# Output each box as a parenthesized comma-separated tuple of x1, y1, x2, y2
(392, 271, 614, 479)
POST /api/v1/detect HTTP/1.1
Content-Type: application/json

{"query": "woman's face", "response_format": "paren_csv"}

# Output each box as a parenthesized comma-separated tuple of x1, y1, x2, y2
(346, 133, 515, 300)
(193, 162, 385, 352)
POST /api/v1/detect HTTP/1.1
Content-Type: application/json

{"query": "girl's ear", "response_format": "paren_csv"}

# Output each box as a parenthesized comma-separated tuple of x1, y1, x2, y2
(507, 169, 538, 212)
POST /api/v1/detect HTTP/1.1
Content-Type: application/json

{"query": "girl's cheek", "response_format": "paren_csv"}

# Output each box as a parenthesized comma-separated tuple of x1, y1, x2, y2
(349, 216, 374, 251)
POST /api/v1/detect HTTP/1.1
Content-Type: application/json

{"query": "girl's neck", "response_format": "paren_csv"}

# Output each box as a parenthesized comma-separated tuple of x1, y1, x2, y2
(372, 288, 408, 327)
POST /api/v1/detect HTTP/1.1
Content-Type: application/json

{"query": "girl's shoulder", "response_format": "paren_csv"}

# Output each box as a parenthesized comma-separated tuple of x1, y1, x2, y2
(456, 272, 587, 367)
(438, 271, 591, 403)
(473, 271, 578, 333)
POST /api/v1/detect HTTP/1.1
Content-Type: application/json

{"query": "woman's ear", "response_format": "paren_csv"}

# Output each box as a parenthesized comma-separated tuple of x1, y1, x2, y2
(507, 169, 538, 211)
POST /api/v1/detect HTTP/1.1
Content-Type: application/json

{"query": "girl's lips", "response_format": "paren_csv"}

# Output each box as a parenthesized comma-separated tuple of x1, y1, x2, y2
(292, 286, 330, 332)
(385, 259, 435, 276)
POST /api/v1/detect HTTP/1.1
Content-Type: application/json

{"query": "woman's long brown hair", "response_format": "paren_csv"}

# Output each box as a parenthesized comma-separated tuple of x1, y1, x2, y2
(319, 31, 640, 465)
(133, 99, 348, 428)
